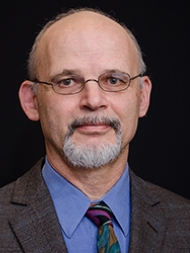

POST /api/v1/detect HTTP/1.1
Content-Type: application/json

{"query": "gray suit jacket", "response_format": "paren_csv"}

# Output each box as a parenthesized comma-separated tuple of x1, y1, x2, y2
(1, 158, 190, 252)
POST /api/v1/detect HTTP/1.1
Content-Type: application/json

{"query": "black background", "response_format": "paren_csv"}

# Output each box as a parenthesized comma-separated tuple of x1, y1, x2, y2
(1, 0, 190, 199)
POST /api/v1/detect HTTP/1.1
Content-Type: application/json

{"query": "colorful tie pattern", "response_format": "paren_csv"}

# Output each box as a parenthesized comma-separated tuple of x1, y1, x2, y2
(86, 201, 121, 253)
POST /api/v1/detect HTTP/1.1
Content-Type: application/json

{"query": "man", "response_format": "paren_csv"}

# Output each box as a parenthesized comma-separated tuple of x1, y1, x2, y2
(0, 7, 190, 253)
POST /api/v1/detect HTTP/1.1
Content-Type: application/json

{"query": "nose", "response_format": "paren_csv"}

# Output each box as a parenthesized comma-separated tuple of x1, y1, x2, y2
(79, 79, 107, 111)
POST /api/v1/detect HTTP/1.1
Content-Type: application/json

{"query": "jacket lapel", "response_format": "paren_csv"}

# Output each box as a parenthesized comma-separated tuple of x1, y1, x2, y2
(9, 159, 68, 253)
(129, 170, 166, 253)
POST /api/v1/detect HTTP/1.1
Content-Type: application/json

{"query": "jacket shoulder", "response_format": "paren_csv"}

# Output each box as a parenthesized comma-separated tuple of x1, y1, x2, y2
(0, 158, 45, 211)
(130, 168, 190, 215)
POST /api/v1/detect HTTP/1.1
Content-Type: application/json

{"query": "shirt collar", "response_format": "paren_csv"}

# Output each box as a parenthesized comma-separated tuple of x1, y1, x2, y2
(42, 157, 130, 238)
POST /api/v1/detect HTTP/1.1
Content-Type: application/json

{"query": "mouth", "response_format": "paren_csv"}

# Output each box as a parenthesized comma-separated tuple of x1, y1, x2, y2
(69, 116, 121, 135)
(75, 123, 110, 134)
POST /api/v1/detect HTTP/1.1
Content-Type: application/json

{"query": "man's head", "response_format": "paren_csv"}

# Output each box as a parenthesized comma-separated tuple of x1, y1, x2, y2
(19, 8, 151, 169)
(27, 8, 147, 82)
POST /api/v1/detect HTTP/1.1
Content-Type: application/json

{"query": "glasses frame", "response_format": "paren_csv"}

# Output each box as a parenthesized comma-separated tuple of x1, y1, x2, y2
(33, 72, 142, 95)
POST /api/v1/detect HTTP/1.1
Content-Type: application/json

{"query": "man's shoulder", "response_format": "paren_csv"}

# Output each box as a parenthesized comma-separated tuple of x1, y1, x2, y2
(145, 178, 190, 205)
(129, 169, 190, 252)
(0, 158, 45, 206)
(0, 158, 66, 252)
(0, 180, 15, 205)
(130, 168, 190, 212)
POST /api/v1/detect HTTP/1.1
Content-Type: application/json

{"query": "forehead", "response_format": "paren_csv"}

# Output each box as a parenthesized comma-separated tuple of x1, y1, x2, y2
(37, 11, 138, 76)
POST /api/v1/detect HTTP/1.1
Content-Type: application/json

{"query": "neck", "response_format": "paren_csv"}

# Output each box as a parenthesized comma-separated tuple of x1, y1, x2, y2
(47, 147, 129, 200)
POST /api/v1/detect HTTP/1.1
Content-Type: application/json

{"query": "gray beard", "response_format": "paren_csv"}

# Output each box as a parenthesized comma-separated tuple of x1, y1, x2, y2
(63, 116, 122, 169)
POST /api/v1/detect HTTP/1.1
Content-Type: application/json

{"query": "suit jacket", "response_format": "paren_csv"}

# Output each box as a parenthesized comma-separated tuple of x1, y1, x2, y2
(1, 158, 190, 252)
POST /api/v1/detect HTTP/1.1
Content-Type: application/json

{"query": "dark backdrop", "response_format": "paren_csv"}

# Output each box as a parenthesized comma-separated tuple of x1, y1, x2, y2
(1, 0, 190, 199)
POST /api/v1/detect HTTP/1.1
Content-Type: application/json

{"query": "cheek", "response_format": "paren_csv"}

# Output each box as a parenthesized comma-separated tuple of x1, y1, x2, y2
(39, 103, 60, 138)
(113, 91, 141, 120)
(113, 92, 141, 141)
(37, 95, 77, 135)
(36, 97, 60, 135)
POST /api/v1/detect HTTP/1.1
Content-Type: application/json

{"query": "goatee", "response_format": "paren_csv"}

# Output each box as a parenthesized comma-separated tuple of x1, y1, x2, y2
(63, 116, 122, 169)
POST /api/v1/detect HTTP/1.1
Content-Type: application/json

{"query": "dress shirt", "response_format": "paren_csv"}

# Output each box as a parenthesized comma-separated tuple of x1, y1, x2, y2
(42, 157, 130, 253)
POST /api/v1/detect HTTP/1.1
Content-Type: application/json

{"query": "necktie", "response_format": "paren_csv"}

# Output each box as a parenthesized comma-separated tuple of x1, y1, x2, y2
(86, 201, 121, 253)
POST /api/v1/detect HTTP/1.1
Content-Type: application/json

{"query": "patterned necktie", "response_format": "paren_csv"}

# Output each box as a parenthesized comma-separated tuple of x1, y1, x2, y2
(86, 201, 121, 253)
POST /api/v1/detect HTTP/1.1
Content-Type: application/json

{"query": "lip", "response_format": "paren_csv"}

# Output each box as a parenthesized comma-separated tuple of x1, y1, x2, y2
(76, 124, 110, 134)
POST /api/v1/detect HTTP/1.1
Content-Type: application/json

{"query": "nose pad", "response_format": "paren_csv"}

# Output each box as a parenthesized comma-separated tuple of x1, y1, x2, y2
(80, 79, 106, 110)
(84, 79, 99, 86)
(83, 79, 101, 96)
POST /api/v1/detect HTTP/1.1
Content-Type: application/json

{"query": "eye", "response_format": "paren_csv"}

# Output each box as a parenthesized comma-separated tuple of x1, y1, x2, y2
(56, 78, 76, 87)
(52, 75, 84, 88)
(101, 73, 125, 87)
(107, 77, 121, 85)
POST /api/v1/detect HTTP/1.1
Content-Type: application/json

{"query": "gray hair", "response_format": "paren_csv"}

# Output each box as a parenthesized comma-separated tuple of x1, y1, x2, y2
(28, 7, 147, 81)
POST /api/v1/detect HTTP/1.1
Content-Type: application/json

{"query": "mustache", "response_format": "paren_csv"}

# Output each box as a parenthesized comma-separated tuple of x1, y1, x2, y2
(68, 116, 121, 135)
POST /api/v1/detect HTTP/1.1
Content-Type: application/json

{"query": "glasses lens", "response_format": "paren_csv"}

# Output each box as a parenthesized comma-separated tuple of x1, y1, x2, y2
(99, 72, 130, 91)
(53, 75, 84, 94)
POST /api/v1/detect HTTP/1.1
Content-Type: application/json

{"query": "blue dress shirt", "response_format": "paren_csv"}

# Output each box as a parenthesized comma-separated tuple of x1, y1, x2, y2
(42, 158, 130, 252)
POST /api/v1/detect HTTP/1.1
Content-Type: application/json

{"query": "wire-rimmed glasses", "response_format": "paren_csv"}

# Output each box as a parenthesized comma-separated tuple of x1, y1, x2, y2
(33, 71, 142, 95)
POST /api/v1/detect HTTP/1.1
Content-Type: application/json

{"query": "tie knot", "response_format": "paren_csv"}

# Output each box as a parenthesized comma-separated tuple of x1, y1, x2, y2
(86, 201, 113, 228)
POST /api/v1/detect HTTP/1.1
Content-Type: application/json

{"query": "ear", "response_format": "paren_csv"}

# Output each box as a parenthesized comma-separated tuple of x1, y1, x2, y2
(18, 80, 40, 121)
(139, 76, 152, 118)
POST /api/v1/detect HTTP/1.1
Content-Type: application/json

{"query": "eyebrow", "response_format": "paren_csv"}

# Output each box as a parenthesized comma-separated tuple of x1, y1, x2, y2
(50, 68, 126, 81)
(50, 69, 82, 81)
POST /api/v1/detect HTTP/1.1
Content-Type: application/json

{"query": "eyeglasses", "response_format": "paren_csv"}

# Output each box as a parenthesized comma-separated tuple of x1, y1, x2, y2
(33, 71, 142, 95)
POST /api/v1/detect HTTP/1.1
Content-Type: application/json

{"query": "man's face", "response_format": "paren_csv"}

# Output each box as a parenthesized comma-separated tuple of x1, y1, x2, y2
(27, 11, 151, 168)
